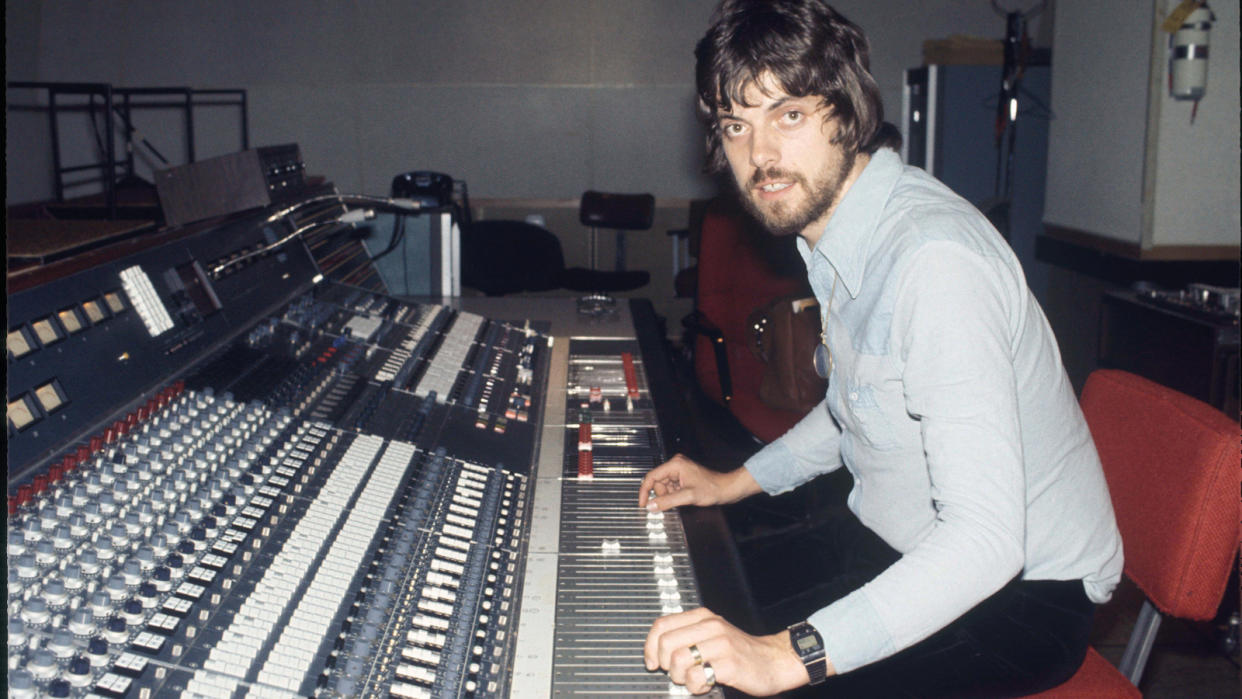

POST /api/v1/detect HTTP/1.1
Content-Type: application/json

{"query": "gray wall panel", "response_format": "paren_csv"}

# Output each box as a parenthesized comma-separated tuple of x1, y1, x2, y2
(7, 1, 1033, 204)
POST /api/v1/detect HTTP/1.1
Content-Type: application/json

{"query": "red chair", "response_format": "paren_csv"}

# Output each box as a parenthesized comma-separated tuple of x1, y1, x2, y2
(1029, 369, 1240, 697)
(683, 198, 816, 443)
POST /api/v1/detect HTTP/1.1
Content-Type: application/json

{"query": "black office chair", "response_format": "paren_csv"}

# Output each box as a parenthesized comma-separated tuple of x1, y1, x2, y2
(460, 219, 651, 296)
(579, 191, 655, 283)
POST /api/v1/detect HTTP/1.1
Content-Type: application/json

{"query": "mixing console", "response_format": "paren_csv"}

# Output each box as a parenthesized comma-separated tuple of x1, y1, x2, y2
(8, 198, 737, 697)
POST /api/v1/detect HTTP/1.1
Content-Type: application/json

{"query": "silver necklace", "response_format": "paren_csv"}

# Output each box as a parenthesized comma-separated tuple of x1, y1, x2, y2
(813, 271, 839, 379)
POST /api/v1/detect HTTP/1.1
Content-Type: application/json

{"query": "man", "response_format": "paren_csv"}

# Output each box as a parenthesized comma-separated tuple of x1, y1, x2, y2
(640, 1, 1124, 696)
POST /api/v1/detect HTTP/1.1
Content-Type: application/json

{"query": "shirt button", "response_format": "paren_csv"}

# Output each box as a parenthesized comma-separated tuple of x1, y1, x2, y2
(849, 391, 859, 401)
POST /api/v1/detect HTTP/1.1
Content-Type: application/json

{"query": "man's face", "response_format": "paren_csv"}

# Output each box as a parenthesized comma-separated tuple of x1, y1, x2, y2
(717, 74, 856, 244)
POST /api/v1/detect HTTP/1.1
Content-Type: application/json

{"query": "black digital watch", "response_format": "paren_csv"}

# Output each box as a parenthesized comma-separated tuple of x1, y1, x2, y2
(788, 621, 828, 685)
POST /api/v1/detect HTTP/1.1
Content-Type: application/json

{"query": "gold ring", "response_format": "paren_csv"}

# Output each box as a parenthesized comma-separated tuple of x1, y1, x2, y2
(688, 644, 703, 666)
(702, 661, 717, 688)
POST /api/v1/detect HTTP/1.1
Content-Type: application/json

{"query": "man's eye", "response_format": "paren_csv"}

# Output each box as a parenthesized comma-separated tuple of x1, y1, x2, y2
(783, 110, 803, 123)
(722, 122, 745, 137)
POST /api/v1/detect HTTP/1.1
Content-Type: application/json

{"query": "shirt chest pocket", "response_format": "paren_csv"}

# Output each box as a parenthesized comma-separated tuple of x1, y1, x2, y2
(840, 381, 901, 451)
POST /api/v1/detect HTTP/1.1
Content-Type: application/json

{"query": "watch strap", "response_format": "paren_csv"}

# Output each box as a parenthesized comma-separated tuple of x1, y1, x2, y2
(788, 621, 828, 685)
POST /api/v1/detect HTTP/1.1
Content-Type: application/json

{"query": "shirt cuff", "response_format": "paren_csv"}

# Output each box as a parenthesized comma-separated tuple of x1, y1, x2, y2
(807, 590, 896, 675)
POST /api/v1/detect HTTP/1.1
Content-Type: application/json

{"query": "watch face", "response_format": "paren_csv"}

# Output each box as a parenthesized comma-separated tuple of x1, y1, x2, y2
(797, 635, 820, 652)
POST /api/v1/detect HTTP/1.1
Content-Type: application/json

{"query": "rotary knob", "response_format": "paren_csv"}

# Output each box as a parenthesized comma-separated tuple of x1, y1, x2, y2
(78, 549, 102, 577)
(15, 553, 40, 582)
(104, 574, 129, 602)
(62, 562, 85, 591)
(97, 491, 118, 516)
(34, 539, 59, 566)
(135, 545, 157, 571)
(43, 579, 69, 608)
(67, 511, 89, 539)
(94, 535, 117, 562)
(121, 559, 143, 586)
(151, 566, 172, 592)
(69, 608, 97, 636)
(66, 656, 93, 687)
(7, 567, 24, 599)
(8, 617, 28, 649)
(21, 518, 44, 544)
(40, 504, 62, 527)
(20, 596, 51, 626)
(54, 493, 76, 518)
(87, 636, 110, 666)
(48, 628, 76, 659)
(51, 523, 74, 551)
(108, 522, 131, 552)
(121, 599, 144, 626)
(9, 669, 36, 698)
(70, 484, 89, 507)
(8, 529, 27, 556)
(89, 591, 113, 618)
(103, 616, 128, 644)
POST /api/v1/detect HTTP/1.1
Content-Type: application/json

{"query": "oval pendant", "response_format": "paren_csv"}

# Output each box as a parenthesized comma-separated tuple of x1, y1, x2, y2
(813, 343, 832, 379)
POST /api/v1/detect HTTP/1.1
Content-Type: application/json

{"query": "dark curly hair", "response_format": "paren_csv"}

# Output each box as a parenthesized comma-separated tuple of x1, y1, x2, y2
(695, 0, 884, 172)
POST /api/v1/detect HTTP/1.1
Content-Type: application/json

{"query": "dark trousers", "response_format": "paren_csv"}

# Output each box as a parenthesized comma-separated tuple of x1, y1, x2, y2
(750, 509, 1095, 698)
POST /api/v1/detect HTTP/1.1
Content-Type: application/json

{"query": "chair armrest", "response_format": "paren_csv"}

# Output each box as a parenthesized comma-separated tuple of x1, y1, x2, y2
(682, 310, 733, 402)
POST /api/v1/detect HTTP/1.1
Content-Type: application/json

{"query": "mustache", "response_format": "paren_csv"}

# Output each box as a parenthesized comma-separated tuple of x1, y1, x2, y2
(748, 168, 804, 187)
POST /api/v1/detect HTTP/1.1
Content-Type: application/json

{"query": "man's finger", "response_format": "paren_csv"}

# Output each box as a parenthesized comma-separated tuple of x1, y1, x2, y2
(647, 485, 698, 512)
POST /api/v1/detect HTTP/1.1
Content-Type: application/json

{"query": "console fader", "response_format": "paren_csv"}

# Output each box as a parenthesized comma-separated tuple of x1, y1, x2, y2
(7, 201, 730, 698)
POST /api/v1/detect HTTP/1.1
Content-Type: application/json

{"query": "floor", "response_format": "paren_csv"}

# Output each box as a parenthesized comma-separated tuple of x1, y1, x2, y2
(666, 347, 1240, 697)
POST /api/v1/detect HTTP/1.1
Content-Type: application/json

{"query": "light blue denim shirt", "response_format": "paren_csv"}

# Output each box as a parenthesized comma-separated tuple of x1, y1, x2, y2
(743, 149, 1123, 674)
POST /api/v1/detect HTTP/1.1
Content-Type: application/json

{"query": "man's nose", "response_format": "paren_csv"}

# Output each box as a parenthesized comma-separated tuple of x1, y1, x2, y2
(749, 126, 779, 169)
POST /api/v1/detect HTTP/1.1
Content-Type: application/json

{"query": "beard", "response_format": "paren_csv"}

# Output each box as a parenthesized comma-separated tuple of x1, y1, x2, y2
(735, 148, 857, 238)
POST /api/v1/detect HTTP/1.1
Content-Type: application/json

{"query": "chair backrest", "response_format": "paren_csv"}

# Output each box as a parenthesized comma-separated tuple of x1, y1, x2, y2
(579, 191, 655, 231)
(693, 198, 811, 441)
(1080, 369, 1240, 620)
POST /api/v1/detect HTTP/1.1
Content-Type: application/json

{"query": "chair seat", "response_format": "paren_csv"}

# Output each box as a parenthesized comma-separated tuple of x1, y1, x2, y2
(1026, 648, 1142, 698)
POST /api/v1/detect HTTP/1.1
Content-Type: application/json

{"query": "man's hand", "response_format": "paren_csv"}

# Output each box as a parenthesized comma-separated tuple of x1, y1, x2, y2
(638, 454, 761, 512)
(644, 607, 819, 696)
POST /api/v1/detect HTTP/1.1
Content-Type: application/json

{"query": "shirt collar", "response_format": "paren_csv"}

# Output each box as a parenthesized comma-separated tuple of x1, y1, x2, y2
(798, 148, 903, 299)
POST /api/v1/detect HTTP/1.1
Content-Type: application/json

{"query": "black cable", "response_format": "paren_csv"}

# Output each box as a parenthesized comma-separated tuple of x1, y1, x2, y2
(369, 211, 407, 264)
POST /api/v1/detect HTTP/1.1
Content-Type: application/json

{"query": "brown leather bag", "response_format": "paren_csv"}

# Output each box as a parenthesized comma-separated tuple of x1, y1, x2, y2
(746, 296, 828, 413)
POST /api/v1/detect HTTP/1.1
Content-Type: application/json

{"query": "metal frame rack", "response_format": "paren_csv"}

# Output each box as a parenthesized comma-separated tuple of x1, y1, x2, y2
(7, 81, 249, 219)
